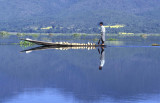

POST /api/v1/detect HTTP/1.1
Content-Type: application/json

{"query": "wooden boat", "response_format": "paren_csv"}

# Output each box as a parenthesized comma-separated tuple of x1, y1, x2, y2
(20, 38, 160, 53)
(21, 38, 106, 47)
(20, 38, 106, 53)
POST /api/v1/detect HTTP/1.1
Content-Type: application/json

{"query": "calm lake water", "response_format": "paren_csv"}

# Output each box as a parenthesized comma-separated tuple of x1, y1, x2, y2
(1, 35, 160, 103)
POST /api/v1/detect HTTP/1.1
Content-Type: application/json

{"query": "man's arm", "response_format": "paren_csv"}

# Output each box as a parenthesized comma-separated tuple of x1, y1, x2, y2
(100, 26, 103, 33)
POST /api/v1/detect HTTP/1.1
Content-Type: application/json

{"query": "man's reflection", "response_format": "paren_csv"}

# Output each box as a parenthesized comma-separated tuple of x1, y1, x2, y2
(98, 47, 105, 70)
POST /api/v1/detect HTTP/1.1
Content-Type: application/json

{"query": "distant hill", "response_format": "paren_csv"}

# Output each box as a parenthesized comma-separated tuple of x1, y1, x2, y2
(0, 0, 160, 33)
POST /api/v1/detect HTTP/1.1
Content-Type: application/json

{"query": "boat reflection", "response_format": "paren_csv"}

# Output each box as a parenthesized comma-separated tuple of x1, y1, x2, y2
(20, 45, 106, 53)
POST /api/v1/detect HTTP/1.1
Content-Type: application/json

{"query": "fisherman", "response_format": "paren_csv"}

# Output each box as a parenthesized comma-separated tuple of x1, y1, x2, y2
(98, 47, 105, 70)
(98, 22, 105, 45)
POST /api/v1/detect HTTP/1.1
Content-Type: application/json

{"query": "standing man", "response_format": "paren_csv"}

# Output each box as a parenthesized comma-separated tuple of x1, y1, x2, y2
(98, 22, 105, 45)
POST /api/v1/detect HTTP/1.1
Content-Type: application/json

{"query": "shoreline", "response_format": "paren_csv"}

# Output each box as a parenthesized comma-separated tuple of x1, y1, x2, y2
(1, 31, 160, 36)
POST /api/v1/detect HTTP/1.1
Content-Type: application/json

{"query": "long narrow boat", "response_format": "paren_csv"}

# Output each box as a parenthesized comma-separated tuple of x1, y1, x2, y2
(20, 38, 160, 53)
(21, 38, 106, 47)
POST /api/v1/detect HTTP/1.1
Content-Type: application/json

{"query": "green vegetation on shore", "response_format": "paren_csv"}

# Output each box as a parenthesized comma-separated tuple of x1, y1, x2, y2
(1, 32, 160, 40)
(73, 33, 81, 37)
(2, 32, 160, 36)
(107, 38, 118, 41)
(17, 33, 26, 37)
(0, 31, 10, 38)
(1, 32, 160, 48)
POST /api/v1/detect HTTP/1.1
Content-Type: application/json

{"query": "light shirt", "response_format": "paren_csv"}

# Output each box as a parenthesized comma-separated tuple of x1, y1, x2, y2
(101, 25, 105, 33)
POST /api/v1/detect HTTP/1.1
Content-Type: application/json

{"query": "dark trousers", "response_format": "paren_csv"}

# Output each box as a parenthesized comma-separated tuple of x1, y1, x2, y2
(98, 38, 104, 44)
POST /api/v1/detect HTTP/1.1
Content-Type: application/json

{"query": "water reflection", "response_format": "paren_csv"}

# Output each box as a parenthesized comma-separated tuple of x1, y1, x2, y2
(20, 45, 106, 53)
(21, 46, 95, 53)
(1, 42, 160, 103)
(21, 45, 107, 70)
(98, 47, 105, 70)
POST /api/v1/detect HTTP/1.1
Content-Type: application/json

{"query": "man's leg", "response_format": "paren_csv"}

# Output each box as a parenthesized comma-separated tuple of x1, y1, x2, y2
(102, 40, 104, 45)
(98, 37, 102, 45)
(98, 48, 100, 54)
(101, 33, 105, 45)
(98, 39, 100, 45)
(102, 41, 104, 45)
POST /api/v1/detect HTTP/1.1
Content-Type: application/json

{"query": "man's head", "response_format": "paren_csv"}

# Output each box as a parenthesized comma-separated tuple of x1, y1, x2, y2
(99, 22, 103, 26)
